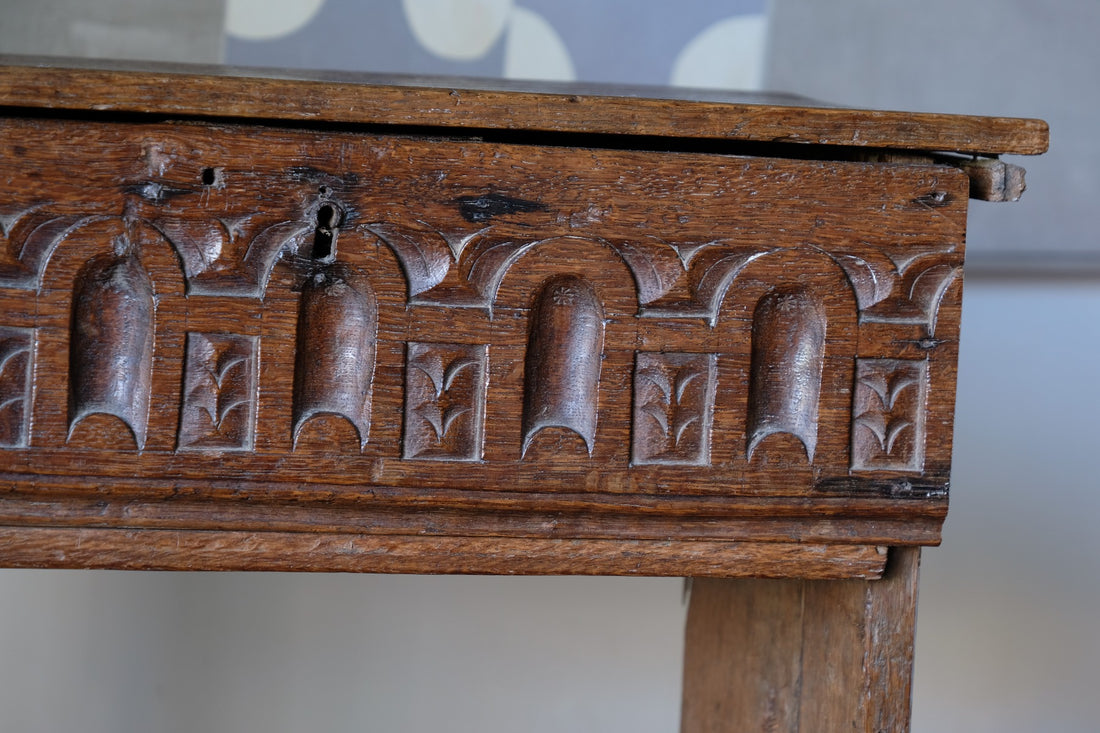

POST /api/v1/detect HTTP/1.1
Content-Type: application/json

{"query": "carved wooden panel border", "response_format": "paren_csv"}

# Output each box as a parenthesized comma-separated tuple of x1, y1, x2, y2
(0, 116, 969, 573)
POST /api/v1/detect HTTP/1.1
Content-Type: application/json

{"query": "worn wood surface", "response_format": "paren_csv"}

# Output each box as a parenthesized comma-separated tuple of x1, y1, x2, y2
(0, 528, 886, 577)
(0, 110, 971, 574)
(0, 56, 1048, 156)
(681, 547, 920, 732)
(957, 157, 1029, 202)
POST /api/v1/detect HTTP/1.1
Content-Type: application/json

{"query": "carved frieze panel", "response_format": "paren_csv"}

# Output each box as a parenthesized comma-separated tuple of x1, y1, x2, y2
(632, 352, 717, 466)
(0, 327, 33, 448)
(403, 342, 488, 461)
(851, 358, 928, 472)
(0, 114, 969, 565)
(178, 333, 259, 451)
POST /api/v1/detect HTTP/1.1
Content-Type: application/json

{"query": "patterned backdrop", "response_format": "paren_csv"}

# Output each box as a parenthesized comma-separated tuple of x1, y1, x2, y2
(225, 0, 768, 88)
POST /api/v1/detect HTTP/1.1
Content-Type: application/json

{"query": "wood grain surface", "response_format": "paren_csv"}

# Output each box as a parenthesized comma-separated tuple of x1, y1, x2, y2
(0, 527, 886, 578)
(0, 56, 1048, 156)
(681, 547, 920, 731)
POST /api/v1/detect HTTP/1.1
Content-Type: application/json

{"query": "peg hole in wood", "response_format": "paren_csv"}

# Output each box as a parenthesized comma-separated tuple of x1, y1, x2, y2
(200, 167, 223, 187)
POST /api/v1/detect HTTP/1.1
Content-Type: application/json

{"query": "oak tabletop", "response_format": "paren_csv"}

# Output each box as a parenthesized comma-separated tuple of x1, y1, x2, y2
(0, 55, 1048, 157)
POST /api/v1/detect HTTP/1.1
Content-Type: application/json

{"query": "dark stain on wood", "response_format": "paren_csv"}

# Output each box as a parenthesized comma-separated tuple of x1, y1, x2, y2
(814, 476, 949, 499)
(454, 192, 547, 222)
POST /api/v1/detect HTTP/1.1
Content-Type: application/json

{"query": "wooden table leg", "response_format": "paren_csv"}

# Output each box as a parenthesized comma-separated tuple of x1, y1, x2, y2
(681, 547, 920, 732)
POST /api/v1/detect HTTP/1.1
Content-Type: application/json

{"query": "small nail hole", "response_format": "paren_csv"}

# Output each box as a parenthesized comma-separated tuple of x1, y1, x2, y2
(201, 167, 222, 186)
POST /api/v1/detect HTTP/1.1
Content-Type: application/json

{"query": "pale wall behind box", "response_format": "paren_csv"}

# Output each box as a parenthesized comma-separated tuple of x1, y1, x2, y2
(1, 2, 1098, 732)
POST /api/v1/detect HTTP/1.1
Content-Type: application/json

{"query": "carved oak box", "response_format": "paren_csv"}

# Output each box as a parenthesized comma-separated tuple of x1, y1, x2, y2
(0, 59, 1047, 577)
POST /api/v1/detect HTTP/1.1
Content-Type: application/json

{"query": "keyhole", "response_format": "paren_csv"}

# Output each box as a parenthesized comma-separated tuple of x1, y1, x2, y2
(312, 203, 339, 259)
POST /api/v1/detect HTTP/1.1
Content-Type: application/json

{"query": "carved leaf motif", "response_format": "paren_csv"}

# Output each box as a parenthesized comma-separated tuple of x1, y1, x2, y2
(641, 403, 670, 433)
(858, 370, 919, 411)
(150, 217, 231, 278)
(675, 370, 702, 402)
(885, 419, 914, 453)
(0, 329, 32, 448)
(434, 223, 492, 261)
(850, 358, 927, 472)
(404, 343, 487, 461)
(409, 352, 444, 394)
(884, 243, 958, 274)
(637, 366, 672, 404)
(674, 415, 701, 447)
(417, 403, 473, 442)
(241, 220, 313, 292)
(0, 335, 29, 376)
(444, 357, 480, 392)
(829, 242, 960, 334)
(854, 412, 913, 453)
(905, 263, 959, 335)
(178, 333, 257, 451)
(409, 353, 479, 398)
(195, 354, 251, 432)
(668, 241, 722, 268)
(460, 238, 531, 306)
(632, 353, 716, 466)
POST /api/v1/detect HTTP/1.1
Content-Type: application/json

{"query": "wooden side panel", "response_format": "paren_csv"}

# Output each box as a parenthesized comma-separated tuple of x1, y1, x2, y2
(681, 548, 920, 732)
(0, 115, 968, 574)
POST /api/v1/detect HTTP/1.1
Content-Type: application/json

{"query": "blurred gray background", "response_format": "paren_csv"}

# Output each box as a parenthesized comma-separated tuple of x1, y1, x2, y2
(1, 1, 1097, 731)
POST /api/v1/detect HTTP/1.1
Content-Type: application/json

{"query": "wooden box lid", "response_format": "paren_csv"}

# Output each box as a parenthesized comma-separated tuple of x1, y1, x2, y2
(0, 55, 1047, 156)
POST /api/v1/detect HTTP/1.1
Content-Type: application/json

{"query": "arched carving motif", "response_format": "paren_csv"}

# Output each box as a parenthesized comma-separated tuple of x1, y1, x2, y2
(521, 274, 605, 457)
(67, 240, 155, 449)
(292, 264, 378, 450)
